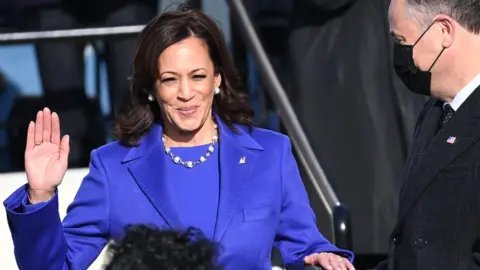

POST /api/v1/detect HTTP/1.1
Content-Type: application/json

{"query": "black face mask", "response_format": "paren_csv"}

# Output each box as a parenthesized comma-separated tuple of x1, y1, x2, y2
(393, 22, 445, 96)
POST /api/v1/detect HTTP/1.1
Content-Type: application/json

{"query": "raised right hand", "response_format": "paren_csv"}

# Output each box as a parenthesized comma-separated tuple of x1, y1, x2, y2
(25, 107, 70, 203)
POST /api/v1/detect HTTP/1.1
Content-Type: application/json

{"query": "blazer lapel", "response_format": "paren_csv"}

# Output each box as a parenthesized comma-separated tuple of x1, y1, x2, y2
(213, 117, 263, 242)
(398, 87, 480, 225)
(125, 124, 183, 229)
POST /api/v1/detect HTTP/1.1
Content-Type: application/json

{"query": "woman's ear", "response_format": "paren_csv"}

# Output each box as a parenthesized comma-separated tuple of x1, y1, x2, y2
(214, 73, 222, 89)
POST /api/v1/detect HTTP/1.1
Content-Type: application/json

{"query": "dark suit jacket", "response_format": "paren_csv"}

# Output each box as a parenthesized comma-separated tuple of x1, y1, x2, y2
(377, 86, 480, 270)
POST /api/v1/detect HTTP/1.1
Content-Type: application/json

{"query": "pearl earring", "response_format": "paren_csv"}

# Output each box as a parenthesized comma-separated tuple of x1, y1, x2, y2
(214, 87, 220, 95)
(147, 94, 154, 101)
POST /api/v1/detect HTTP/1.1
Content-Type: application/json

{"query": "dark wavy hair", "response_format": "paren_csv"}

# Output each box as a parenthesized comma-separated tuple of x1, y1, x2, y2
(105, 225, 222, 270)
(113, 5, 253, 146)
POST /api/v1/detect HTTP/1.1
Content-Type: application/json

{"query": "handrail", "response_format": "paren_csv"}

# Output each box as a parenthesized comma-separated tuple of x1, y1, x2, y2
(226, 0, 352, 250)
(0, 25, 144, 44)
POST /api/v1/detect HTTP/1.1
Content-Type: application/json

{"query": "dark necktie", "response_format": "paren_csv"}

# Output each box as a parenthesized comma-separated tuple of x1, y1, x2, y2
(439, 104, 454, 129)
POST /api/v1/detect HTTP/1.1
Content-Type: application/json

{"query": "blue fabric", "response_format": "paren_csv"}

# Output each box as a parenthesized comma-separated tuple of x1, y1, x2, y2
(164, 144, 220, 239)
(4, 116, 354, 269)
(21, 191, 48, 212)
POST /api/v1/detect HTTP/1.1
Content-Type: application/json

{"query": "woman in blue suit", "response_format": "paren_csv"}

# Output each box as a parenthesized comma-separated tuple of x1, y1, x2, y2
(4, 6, 355, 270)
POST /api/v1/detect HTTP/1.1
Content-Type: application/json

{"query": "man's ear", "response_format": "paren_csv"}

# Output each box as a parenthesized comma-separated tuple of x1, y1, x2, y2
(436, 15, 455, 48)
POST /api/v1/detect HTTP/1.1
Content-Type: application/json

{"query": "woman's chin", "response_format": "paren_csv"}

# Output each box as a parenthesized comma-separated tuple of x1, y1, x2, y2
(173, 119, 203, 133)
(167, 112, 212, 133)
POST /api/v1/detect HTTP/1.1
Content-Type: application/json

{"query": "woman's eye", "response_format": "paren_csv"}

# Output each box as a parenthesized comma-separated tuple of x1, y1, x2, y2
(192, 75, 207, 80)
(161, 77, 176, 83)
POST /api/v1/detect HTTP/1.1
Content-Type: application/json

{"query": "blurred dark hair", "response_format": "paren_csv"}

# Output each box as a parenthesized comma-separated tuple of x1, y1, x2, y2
(105, 225, 222, 270)
(113, 5, 253, 146)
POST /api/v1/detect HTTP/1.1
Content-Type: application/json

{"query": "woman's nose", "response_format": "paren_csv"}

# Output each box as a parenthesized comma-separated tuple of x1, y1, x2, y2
(178, 79, 194, 100)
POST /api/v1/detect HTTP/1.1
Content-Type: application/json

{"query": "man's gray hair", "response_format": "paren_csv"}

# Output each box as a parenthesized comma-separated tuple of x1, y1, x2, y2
(405, 0, 480, 34)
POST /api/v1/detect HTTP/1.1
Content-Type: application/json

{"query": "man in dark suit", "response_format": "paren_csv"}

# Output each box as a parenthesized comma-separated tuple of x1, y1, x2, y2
(376, 0, 480, 269)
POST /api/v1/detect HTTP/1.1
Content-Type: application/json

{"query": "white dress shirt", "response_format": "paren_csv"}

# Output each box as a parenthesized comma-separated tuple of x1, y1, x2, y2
(446, 73, 480, 111)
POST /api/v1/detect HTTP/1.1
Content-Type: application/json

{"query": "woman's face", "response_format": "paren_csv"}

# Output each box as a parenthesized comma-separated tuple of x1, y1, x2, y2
(155, 36, 221, 133)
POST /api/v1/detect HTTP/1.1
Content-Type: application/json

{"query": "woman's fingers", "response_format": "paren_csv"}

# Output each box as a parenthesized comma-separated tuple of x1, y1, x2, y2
(318, 254, 332, 269)
(42, 108, 52, 143)
(59, 134, 70, 163)
(346, 259, 356, 270)
(30, 108, 61, 147)
(34, 111, 43, 146)
(51, 112, 61, 145)
(307, 253, 353, 270)
(25, 121, 35, 150)
(328, 254, 342, 270)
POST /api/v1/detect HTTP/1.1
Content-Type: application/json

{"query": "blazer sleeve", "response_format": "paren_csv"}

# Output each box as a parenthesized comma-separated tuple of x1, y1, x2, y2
(273, 137, 354, 264)
(3, 149, 110, 270)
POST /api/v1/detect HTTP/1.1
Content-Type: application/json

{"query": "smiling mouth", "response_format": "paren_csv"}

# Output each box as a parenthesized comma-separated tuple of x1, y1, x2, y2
(177, 106, 198, 116)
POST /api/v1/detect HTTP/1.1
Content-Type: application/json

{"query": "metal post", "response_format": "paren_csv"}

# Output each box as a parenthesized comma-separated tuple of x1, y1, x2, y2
(333, 204, 353, 249)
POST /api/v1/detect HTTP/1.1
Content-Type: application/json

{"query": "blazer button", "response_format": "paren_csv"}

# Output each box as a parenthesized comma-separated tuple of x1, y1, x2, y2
(414, 237, 427, 249)
(393, 234, 400, 244)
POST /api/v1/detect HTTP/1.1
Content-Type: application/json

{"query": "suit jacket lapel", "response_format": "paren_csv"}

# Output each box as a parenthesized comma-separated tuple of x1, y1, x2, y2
(399, 100, 442, 199)
(125, 124, 183, 229)
(213, 117, 262, 242)
(398, 87, 480, 225)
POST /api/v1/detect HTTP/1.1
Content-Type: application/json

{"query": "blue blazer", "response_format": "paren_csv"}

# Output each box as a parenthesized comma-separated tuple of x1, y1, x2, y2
(4, 118, 353, 269)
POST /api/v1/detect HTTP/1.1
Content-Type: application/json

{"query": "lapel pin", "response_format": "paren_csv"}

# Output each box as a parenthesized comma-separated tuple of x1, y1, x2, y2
(239, 156, 246, 164)
(446, 136, 456, 144)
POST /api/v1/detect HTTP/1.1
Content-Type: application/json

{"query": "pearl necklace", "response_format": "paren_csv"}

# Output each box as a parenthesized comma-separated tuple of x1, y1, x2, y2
(162, 124, 218, 169)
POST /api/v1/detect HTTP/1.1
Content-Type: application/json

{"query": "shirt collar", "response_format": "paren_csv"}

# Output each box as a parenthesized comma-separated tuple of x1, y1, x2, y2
(445, 73, 480, 111)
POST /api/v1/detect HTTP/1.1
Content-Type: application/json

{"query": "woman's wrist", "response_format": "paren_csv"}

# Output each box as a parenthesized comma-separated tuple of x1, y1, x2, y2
(27, 188, 55, 204)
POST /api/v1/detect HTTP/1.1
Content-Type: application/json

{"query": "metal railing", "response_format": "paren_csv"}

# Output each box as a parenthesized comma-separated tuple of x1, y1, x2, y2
(0, 0, 353, 256)
(0, 25, 144, 44)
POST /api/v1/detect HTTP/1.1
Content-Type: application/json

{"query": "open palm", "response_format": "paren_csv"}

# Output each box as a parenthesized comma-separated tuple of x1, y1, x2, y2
(25, 108, 70, 194)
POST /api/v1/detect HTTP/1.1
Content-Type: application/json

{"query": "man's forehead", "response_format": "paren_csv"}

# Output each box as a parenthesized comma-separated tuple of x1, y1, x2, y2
(388, 0, 414, 39)
(388, 0, 404, 28)
(389, 15, 403, 39)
